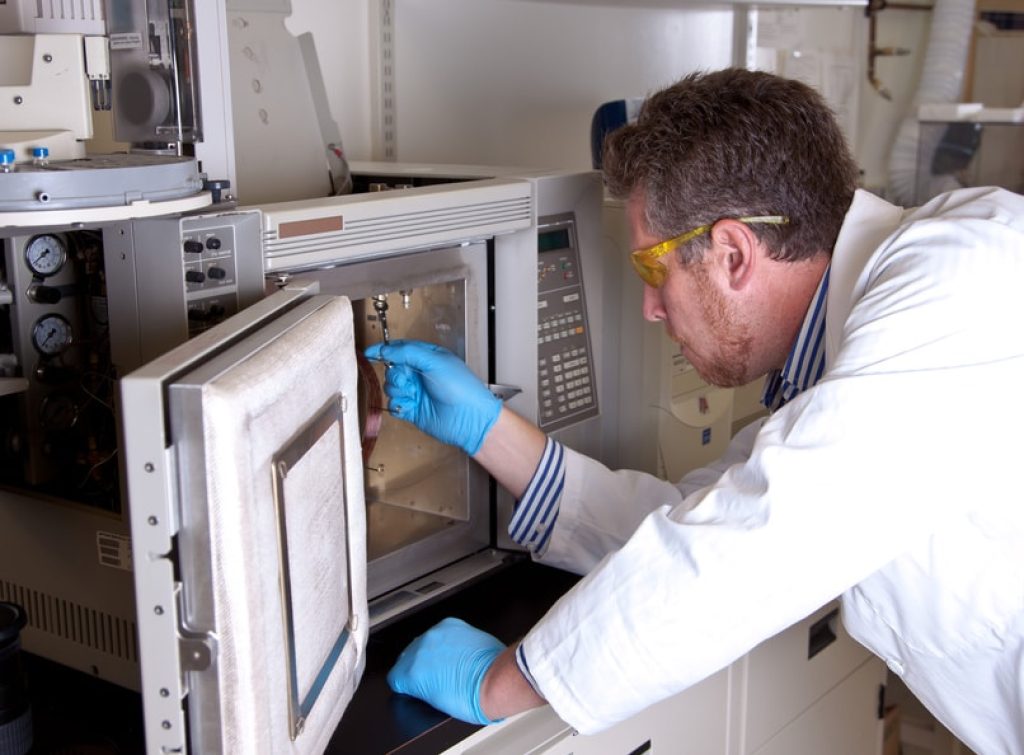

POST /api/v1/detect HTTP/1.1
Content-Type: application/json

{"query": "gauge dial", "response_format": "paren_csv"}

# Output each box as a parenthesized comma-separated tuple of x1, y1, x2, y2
(24, 234, 68, 278)
(31, 314, 73, 356)
(40, 393, 80, 430)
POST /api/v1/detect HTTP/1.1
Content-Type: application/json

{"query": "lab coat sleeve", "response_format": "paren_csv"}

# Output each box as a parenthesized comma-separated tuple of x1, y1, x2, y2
(537, 417, 765, 575)
(520, 191, 1024, 734)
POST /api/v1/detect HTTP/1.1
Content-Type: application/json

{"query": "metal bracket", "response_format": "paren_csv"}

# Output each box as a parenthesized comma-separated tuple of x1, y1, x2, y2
(178, 634, 217, 672)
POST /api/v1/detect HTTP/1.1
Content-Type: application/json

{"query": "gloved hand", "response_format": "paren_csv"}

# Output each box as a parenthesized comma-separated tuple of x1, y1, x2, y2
(364, 340, 501, 456)
(387, 617, 505, 725)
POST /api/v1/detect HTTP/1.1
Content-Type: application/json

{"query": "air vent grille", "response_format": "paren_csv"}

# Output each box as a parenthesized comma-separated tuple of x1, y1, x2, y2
(262, 196, 532, 261)
(0, 580, 138, 663)
(31, 1, 104, 22)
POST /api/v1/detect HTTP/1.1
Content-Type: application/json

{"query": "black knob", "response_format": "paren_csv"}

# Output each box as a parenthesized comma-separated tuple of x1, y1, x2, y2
(203, 178, 231, 205)
(187, 307, 207, 321)
(207, 266, 227, 280)
(185, 270, 206, 283)
(35, 364, 75, 384)
(205, 237, 222, 250)
(27, 285, 61, 304)
(183, 240, 204, 254)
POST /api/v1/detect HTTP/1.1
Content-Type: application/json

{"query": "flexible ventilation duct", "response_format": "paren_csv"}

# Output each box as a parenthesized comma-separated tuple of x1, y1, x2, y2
(885, 0, 976, 205)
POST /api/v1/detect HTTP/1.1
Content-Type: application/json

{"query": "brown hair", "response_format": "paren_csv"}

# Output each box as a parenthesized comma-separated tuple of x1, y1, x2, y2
(602, 68, 858, 263)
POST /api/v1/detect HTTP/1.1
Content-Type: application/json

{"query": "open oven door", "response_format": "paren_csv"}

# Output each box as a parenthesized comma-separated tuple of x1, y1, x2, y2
(120, 281, 368, 754)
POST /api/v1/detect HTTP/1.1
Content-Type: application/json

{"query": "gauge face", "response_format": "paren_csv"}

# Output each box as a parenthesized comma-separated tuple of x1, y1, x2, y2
(31, 314, 73, 356)
(24, 234, 68, 277)
(40, 393, 79, 430)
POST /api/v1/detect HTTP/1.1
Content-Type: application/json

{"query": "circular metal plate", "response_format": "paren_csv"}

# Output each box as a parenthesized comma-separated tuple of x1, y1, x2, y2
(0, 153, 205, 212)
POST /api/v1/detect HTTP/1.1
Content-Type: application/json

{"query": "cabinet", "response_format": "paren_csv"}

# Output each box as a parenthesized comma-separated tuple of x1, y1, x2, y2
(740, 602, 885, 754)
(752, 660, 886, 755)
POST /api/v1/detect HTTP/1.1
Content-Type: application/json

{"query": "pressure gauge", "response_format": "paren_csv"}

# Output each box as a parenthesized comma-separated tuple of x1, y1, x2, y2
(31, 314, 73, 356)
(24, 234, 68, 278)
(40, 393, 80, 430)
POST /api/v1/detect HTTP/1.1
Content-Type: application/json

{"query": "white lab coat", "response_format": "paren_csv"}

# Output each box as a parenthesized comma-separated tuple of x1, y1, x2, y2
(520, 187, 1024, 753)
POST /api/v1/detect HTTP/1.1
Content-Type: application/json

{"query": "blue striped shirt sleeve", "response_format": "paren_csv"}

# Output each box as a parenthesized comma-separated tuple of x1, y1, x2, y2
(507, 437, 565, 556)
(515, 642, 543, 698)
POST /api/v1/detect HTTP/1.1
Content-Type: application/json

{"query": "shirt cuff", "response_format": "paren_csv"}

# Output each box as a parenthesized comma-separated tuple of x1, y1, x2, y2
(515, 643, 544, 699)
(507, 438, 565, 557)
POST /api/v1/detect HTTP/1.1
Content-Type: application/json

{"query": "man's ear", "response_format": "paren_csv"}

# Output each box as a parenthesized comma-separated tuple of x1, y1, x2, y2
(709, 219, 760, 292)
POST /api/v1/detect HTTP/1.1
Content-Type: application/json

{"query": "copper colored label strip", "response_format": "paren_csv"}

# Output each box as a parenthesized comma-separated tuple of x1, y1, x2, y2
(277, 216, 344, 239)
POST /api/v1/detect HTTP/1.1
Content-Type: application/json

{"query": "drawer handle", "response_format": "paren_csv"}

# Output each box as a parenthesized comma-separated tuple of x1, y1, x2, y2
(808, 607, 839, 659)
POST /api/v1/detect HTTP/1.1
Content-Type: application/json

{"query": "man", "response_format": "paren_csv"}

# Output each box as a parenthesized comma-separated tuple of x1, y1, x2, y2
(365, 68, 1024, 753)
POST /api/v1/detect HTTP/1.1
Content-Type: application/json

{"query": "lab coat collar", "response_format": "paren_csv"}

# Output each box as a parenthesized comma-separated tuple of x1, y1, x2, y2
(825, 190, 906, 364)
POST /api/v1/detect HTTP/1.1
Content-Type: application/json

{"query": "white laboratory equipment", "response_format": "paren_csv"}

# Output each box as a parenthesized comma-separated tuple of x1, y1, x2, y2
(0, 161, 619, 751)
(1, 4, 621, 749)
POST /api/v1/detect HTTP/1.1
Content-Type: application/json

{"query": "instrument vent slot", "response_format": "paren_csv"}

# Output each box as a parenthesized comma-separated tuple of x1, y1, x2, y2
(0, 579, 138, 663)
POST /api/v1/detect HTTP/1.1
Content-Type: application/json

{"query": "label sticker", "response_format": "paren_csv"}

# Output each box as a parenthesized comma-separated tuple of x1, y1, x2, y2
(97, 531, 133, 571)
(109, 33, 144, 51)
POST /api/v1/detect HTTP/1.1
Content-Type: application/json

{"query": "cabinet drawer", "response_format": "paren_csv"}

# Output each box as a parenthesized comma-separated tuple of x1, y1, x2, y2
(742, 600, 872, 751)
(751, 656, 886, 755)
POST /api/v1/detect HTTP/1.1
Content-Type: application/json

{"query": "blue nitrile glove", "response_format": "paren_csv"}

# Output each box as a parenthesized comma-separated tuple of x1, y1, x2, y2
(364, 340, 501, 456)
(387, 617, 505, 725)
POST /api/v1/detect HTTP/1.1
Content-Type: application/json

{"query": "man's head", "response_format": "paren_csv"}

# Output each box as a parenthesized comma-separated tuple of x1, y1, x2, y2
(603, 68, 858, 262)
(602, 69, 858, 387)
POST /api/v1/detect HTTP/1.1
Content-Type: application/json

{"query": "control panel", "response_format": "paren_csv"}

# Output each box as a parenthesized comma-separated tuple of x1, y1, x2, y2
(180, 217, 251, 336)
(536, 213, 598, 432)
(102, 210, 265, 370)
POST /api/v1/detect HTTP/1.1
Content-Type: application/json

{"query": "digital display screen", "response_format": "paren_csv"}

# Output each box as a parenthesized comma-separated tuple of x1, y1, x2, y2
(538, 228, 571, 253)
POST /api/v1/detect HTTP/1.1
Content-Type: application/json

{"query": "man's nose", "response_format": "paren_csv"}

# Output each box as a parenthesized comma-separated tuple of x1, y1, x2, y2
(642, 283, 666, 322)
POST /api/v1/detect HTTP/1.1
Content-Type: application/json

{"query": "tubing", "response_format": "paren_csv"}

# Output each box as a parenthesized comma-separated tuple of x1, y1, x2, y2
(885, 0, 976, 205)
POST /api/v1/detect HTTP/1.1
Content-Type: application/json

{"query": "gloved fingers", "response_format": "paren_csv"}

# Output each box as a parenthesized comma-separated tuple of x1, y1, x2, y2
(374, 364, 416, 422)
(376, 339, 457, 372)
(386, 617, 506, 725)
(388, 398, 414, 421)
(386, 649, 413, 694)
(383, 364, 417, 395)
(386, 624, 434, 696)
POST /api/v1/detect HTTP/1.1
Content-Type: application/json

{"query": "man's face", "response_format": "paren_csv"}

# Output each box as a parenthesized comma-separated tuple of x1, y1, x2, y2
(628, 197, 754, 388)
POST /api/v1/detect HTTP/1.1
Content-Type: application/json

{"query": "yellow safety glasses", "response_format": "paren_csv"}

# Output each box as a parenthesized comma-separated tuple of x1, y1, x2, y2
(630, 215, 790, 288)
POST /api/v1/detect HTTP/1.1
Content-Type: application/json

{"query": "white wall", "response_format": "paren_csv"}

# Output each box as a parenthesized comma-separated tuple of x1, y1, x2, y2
(751, 6, 866, 157)
(281, 0, 950, 196)
(285, 0, 376, 163)
(286, 0, 735, 171)
(391, 0, 734, 170)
